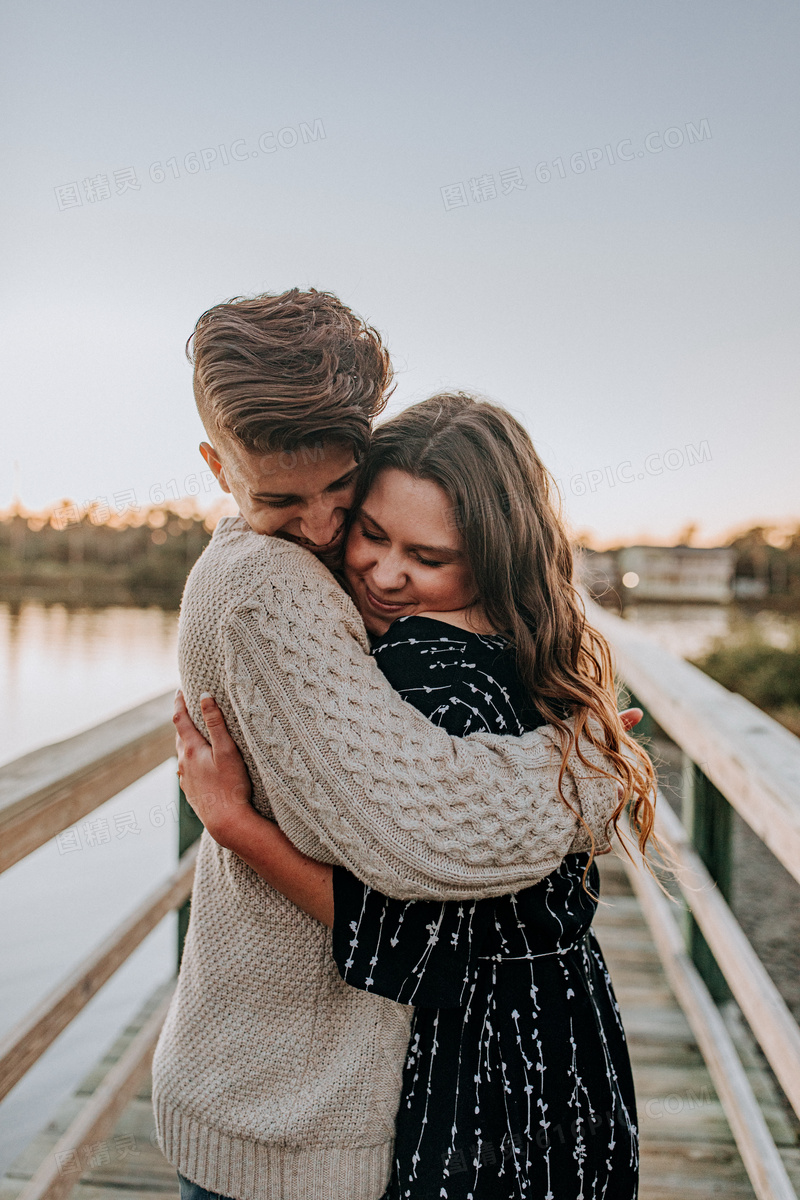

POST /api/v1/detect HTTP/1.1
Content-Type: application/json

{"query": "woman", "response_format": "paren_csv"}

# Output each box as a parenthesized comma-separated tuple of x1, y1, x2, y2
(175, 393, 657, 1199)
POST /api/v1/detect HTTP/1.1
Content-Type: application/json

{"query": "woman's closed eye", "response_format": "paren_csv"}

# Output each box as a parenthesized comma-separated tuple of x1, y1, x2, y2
(359, 535, 448, 571)
(360, 528, 445, 569)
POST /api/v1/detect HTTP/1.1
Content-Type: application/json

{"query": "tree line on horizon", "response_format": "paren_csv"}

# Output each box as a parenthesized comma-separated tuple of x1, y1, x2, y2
(1, 504, 799, 735)
(0, 504, 215, 606)
(0, 505, 799, 609)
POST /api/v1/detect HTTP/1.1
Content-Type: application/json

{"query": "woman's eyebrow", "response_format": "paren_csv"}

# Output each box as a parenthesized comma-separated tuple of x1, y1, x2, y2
(359, 507, 385, 533)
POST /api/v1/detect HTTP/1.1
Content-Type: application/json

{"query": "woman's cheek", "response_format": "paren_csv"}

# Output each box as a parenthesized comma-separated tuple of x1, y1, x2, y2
(413, 568, 453, 610)
(439, 566, 478, 610)
(343, 533, 365, 573)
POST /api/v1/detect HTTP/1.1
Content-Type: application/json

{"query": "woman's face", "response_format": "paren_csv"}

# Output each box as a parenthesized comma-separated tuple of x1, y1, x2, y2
(344, 467, 479, 635)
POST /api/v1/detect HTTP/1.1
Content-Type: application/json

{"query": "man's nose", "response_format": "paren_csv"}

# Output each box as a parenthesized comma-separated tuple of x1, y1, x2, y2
(298, 501, 342, 546)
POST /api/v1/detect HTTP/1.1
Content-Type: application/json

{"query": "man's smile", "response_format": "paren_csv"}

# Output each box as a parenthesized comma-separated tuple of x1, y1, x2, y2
(280, 523, 346, 553)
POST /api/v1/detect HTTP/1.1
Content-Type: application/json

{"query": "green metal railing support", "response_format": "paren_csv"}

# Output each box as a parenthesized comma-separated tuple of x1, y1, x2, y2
(177, 784, 204, 966)
(681, 754, 733, 1002)
(622, 690, 733, 1003)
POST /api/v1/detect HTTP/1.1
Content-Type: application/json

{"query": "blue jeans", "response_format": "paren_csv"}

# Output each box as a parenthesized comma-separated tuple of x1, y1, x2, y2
(178, 1173, 236, 1200)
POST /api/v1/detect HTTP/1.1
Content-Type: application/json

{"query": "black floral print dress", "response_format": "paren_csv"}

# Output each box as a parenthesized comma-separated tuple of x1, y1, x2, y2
(331, 616, 638, 1200)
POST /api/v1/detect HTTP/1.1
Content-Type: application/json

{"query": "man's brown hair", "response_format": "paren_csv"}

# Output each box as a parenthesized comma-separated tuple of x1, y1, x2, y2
(188, 289, 394, 456)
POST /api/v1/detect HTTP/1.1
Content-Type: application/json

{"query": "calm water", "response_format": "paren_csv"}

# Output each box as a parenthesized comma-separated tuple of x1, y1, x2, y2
(619, 601, 799, 659)
(0, 603, 179, 1174)
(0, 598, 797, 1174)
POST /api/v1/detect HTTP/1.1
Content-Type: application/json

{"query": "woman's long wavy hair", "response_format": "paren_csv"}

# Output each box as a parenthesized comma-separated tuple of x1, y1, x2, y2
(355, 392, 659, 876)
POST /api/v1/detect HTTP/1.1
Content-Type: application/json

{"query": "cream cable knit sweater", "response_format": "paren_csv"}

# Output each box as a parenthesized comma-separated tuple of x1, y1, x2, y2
(152, 517, 620, 1200)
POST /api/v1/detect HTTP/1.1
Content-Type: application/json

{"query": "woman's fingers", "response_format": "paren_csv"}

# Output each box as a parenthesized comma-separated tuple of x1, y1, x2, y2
(173, 690, 213, 786)
(619, 707, 643, 731)
(173, 689, 207, 749)
(199, 693, 239, 762)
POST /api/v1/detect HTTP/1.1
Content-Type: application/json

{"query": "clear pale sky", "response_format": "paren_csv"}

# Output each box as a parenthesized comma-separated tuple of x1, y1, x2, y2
(2, 0, 798, 545)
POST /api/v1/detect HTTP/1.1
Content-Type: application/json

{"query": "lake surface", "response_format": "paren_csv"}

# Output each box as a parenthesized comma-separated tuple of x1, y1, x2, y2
(1, 597, 798, 1175)
(618, 600, 799, 659)
(0, 603, 179, 1174)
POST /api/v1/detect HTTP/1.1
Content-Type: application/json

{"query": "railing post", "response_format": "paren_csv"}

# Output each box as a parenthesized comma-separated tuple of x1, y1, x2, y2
(624, 694, 733, 1003)
(682, 754, 733, 1002)
(177, 784, 203, 967)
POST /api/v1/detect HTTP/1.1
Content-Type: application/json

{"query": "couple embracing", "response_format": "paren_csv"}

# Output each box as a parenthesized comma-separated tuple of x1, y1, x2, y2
(153, 288, 657, 1200)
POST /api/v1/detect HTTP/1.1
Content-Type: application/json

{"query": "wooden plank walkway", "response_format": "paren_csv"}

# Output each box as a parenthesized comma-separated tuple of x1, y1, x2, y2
(3, 855, 798, 1200)
(597, 854, 798, 1198)
(1, 979, 176, 1200)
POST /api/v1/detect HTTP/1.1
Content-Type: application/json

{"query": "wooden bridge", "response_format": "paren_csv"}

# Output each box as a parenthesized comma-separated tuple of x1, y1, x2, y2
(1, 602, 799, 1200)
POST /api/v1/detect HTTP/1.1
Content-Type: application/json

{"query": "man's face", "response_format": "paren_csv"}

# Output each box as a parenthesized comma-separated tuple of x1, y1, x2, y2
(201, 438, 359, 557)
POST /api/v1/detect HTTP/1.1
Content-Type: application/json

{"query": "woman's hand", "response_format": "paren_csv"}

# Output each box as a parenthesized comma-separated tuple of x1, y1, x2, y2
(609, 708, 644, 816)
(173, 690, 254, 847)
(619, 708, 643, 732)
(174, 689, 335, 926)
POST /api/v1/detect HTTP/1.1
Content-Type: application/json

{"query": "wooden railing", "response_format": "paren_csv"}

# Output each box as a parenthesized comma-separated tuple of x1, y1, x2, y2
(2, 613, 800, 1200)
(0, 691, 201, 1200)
(589, 600, 800, 1200)
(0, 694, 177, 875)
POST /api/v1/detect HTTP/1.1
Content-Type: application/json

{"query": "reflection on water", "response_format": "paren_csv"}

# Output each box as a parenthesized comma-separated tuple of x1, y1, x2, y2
(621, 602, 800, 661)
(0, 603, 179, 1175)
(0, 601, 179, 765)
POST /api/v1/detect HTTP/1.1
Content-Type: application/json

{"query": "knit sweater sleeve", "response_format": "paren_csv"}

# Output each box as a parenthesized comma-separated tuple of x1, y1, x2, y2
(222, 570, 619, 901)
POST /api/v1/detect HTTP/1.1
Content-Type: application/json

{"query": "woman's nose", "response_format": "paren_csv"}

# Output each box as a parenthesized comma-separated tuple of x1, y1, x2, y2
(370, 554, 406, 591)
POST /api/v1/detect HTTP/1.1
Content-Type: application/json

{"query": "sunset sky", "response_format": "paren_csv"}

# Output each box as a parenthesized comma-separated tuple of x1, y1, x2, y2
(2, 0, 798, 545)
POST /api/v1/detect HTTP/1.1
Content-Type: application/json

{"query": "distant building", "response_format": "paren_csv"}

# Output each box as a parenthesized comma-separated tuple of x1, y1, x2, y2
(616, 545, 735, 603)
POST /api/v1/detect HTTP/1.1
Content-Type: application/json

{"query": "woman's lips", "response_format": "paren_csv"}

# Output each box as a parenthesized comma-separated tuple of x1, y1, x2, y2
(363, 585, 414, 614)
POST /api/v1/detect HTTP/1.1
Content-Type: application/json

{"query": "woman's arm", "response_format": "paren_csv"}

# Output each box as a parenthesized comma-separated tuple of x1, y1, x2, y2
(176, 692, 334, 926)
(218, 809, 334, 927)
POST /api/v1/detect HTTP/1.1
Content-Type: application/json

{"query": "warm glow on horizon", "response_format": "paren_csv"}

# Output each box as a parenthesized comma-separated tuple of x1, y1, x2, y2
(1, 494, 796, 551)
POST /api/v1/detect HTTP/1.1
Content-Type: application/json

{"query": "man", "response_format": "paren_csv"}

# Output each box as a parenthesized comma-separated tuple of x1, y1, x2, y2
(152, 289, 623, 1200)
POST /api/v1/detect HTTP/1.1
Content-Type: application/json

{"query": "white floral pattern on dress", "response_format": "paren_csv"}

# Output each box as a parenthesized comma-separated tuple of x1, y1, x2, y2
(332, 616, 639, 1200)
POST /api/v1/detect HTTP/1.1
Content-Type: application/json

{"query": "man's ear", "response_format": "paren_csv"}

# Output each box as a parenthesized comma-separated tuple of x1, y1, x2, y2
(200, 442, 231, 494)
